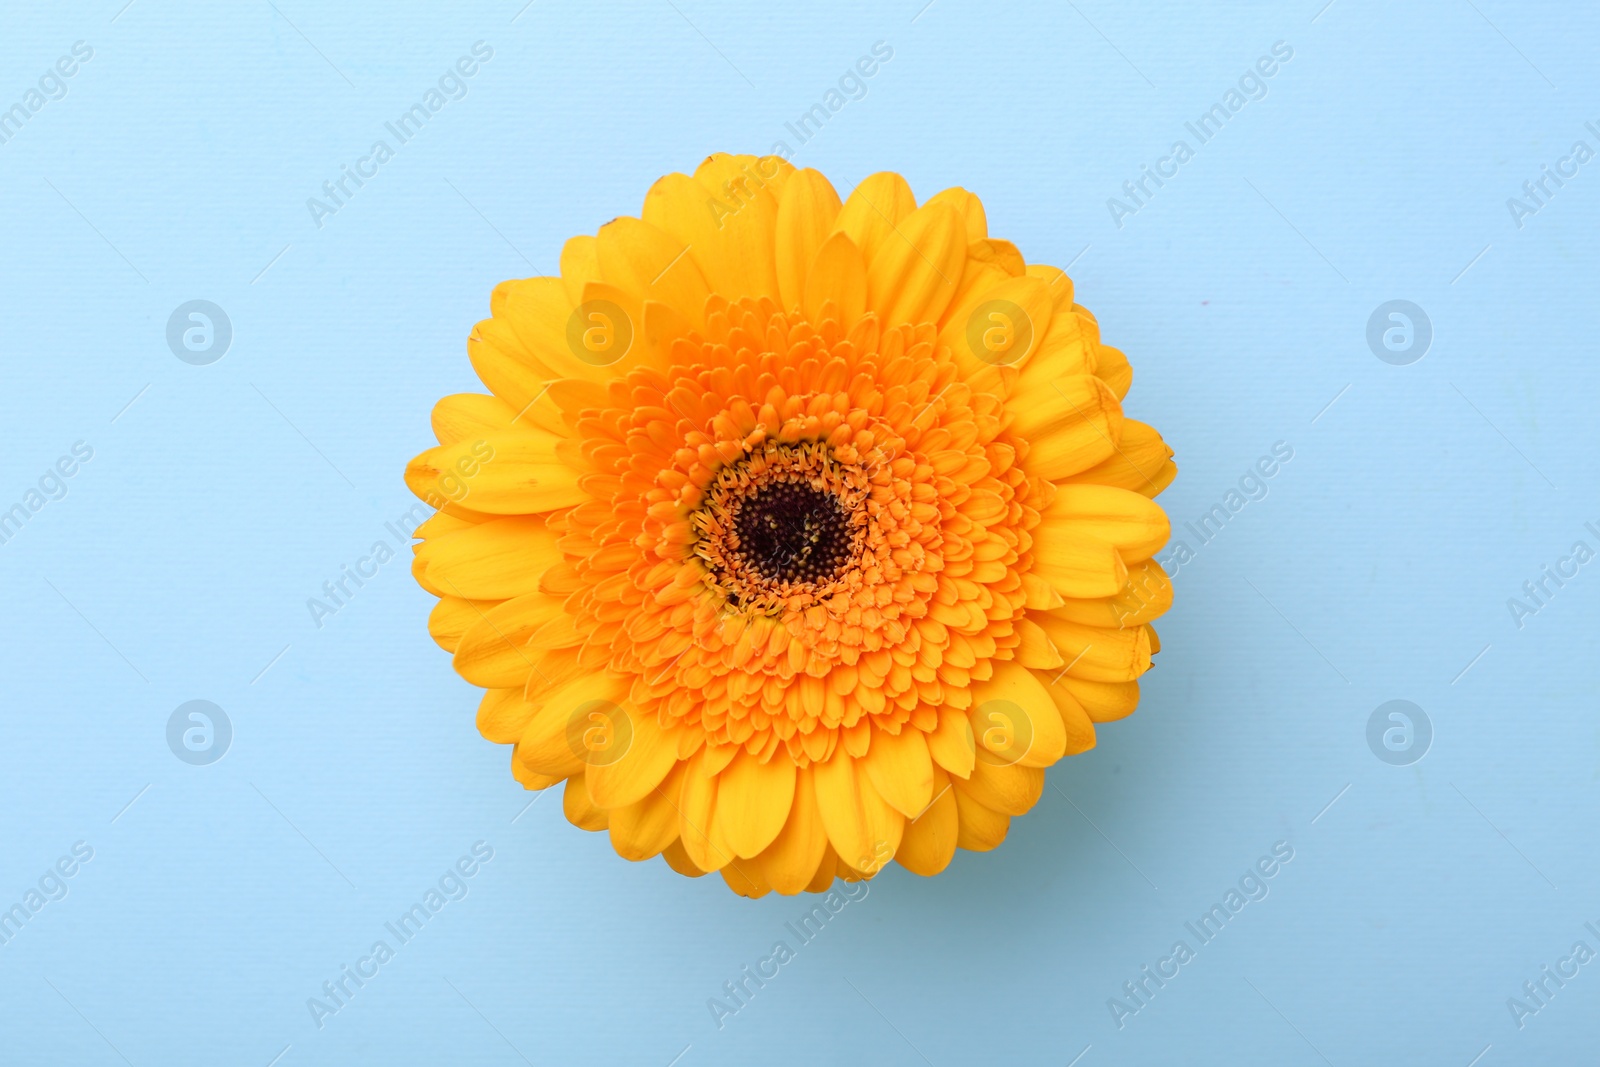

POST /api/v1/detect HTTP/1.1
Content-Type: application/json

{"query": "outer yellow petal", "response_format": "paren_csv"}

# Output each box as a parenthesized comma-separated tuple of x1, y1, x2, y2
(754, 766, 830, 895)
(594, 216, 712, 324)
(1038, 484, 1171, 563)
(896, 766, 959, 876)
(406, 435, 584, 515)
(1009, 374, 1124, 480)
(451, 592, 566, 688)
(831, 171, 915, 263)
(609, 762, 685, 861)
(413, 515, 560, 600)
(864, 202, 965, 328)
(1052, 559, 1172, 628)
(811, 749, 904, 874)
(583, 706, 680, 809)
(517, 672, 631, 777)
(714, 749, 797, 859)
(562, 773, 607, 831)
(774, 168, 843, 312)
(427, 595, 497, 653)
(862, 728, 934, 819)
(939, 274, 1053, 374)
(675, 153, 790, 302)
(558, 235, 601, 306)
(1061, 419, 1176, 498)
(802, 231, 867, 327)
(1031, 535, 1128, 600)
(923, 186, 988, 240)
(926, 705, 976, 779)
(679, 747, 730, 872)
(958, 759, 1045, 817)
(1033, 616, 1154, 682)
(1041, 679, 1101, 752)
(970, 660, 1068, 769)
(477, 687, 537, 745)
(431, 393, 522, 446)
(953, 787, 1010, 851)
(1057, 676, 1143, 722)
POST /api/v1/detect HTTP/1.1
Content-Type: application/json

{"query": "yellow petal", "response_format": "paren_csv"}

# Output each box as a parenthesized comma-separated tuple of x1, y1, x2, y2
(1033, 615, 1153, 682)
(754, 766, 830, 895)
(953, 787, 1010, 851)
(406, 434, 584, 515)
(1056, 676, 1143, 722)
(562, 773, 607, 831)
(862, 728, 934, 819)
(831, 171, 915, 263)
(510, 749, 559, 791)
(452, 593, 566, 688)
(517, 672, 630, 777)
(774, 167, 843, 312)
(1060, 419, 1176, 498)
(958, 759, 1045, 817)
(1031, 534, 1128, 600)
(594, 216, 711, 323)
(802, 231, 867, 327)
(923, 186, 988, 241)
(926, 705, 975, 779)
(714, 749, 797, 858)
(413, 515, 561, 600)
(427, 595, 497, 653)
(939, 274, 1053, 373)
(1041, 679, 1100, 753)
(969, 660, 1068, 768)
(864, 202, 965, 328)
(1039, 483, 1171, 562)
(1052, 559, 1172, 628)
(663, 153, 787, 302)
(559, 235, 600, 306)
(477, 687, 537, 745)
(679, 747, 730, 872)
(431, 393, 522, 446)
(661, 838, 709, 879)
(895, 766, 959, 876)
(811, 749, 904, 874)
(1009, 374, 1124, 480)
(1012, 617, 1064, 669)
(609, 762, 685, 861)
(583, 705, 679, 809)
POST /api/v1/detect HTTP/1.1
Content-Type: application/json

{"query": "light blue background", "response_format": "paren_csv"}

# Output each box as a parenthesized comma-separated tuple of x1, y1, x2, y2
(2, 1, 1595, 1064)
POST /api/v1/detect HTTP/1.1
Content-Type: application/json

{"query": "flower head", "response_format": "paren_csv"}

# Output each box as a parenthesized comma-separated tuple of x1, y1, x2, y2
(405, 155, 1174, 896)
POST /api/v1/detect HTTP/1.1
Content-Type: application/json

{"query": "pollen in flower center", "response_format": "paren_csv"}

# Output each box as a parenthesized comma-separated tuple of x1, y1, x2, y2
(691, 440, 872, 612)
(731, 481, 854, 584)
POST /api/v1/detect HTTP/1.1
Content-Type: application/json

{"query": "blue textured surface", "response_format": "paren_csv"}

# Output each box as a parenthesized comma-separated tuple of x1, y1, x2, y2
(1, 2, 1595, 1064)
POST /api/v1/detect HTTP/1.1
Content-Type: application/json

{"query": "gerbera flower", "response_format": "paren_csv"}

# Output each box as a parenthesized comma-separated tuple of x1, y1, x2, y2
(405, 155, 1174, 897)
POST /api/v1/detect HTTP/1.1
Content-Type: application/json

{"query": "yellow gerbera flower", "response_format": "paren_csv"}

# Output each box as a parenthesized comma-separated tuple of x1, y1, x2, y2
(405, 154, 1175, 897)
